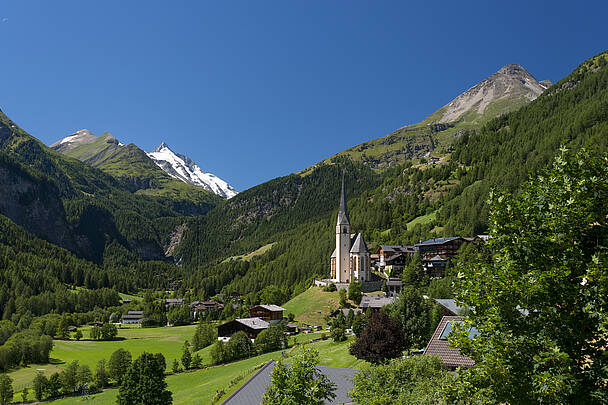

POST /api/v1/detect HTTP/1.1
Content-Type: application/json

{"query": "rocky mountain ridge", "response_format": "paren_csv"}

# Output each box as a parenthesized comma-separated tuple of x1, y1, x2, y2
(325, 64, 552, 169)
(147, 142, 237, 199)
(50, 131, 236, 199)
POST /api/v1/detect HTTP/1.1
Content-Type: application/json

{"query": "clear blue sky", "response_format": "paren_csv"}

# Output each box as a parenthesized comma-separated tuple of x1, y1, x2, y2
(1, 1, 606, 191)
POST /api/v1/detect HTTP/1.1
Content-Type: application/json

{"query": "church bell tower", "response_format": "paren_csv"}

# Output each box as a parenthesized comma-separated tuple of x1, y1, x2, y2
(335, 172, 351, 282)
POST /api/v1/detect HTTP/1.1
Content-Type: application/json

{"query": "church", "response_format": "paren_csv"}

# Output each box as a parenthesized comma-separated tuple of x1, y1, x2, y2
(330, 175, 371, 283)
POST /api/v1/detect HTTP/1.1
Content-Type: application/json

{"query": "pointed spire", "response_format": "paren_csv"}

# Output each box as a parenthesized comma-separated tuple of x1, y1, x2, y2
(337, 170, 350, 226)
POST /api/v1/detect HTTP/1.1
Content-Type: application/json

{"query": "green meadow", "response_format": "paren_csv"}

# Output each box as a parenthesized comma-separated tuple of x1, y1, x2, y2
(44, 333, 363, 404)
(9, 325, 198, 392)
(282, 286, 340, 326)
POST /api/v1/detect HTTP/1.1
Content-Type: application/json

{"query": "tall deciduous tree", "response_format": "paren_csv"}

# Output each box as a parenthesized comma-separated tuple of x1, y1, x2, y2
(388, 286, 431, 353)
(117, 352, 172, 405)
(449, 149, 608, 404)
(0, 374, 12, 405)
(349, 310, 405, 364)
(108, 348, 132, 385)
(262, 347, 336, 405)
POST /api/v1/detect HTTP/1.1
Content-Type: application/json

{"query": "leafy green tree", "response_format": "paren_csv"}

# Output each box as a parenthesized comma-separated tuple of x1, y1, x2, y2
(58, 315, 70, 339)
(351, 313, 365, 337)
(255, 323, 286, 353)
(95, 359, 109, 389)
(21, 386, 29, 402)
(89, 326, 101, 340)
(210, 341, 226, 365)
(258, 285, 289, 305)
(402, 252, 427, 287)
(449, 149, 608, 404)
(73, 329, 83, 341)
(45, 373, 61, 398)
(349, 310, 405, 364)
(348, 281, 362, 305)
(33, 371, 47, 401)
(76, 364, 92, 391)
(108, 348, 132, 385)
(388, 286, 431, 353)
(192, 321, 216, 351)
(338, 289, 347, 308)
(226, 331, 254, 361)
(60, 360, 79, 394)
(100, 323, 117, 340)
(0, 374, 12, 405)
(167, 305, 191, 326)
(117, 352, 172, 405)
(262, 347, 336, 405)
(350, 355, 453, 404)
(171, 359, 180, 374)
(191, 353, 202, 369)
(181, 341, 192, 370)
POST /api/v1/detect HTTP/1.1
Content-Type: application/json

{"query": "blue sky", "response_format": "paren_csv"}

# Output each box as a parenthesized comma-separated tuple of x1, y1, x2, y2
(1, 1, 606, 191)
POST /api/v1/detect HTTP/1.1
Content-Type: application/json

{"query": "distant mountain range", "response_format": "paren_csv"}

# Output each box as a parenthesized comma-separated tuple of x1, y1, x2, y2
(325, 64, 551, 169)
(50, 131, 237, 198)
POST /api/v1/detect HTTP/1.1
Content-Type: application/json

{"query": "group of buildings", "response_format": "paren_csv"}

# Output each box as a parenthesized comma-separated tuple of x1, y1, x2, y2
(120, 299, 224, 325)
(327, 175, 487, 286)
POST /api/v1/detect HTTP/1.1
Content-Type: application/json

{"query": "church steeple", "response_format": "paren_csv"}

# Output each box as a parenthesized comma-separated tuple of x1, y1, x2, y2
(337, 171, 350, 226)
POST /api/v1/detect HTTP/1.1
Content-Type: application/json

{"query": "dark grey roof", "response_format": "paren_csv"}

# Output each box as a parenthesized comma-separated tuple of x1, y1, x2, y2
(222, 360, 357, 405)
(378, 245, 418, 253)
(127, 310, 143, 315)
(415, 237, 462, 247)
(359, 295, 394, 308)
(350, 233, 368, 253)
(337, 172, 350, 226)
(433, 299, 463, 316)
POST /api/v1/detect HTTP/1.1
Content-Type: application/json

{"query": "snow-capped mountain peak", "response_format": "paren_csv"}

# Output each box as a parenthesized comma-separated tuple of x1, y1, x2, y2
(147, 143, 238, 199)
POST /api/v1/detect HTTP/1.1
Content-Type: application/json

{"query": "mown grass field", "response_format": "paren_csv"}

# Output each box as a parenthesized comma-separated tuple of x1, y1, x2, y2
(282, 286, 340, 326)
(9, 325, 198, 392)
(45, 334, 363, 404)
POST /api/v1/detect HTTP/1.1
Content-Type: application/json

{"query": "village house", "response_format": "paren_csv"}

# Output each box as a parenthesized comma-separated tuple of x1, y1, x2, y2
(415, 237, 465, 278)
(191, 300, 224, 319)
(377, 245, 417, 268)
(424, 315, 477, 370)
(121, 310, 143, 325)
(165, 298, 185, 307)
(217, 318, 270, 340)
(249, 304, 285, 321)
(359, 295, 395, 311)
(386, 277, 403, 297)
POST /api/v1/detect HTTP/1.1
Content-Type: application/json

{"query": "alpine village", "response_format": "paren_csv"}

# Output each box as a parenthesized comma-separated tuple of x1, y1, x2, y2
(1, 7, 608, 405)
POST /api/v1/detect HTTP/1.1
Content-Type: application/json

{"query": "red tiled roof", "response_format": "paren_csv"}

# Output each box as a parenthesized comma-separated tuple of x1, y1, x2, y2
(424, 316, 475, 369)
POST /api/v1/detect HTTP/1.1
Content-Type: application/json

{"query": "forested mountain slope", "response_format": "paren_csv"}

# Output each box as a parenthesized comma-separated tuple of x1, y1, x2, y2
(0, 109, 218, 265)
(177, 51, 608, 300)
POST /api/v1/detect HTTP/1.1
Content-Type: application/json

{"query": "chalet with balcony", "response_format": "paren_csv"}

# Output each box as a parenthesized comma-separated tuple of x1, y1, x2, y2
(249, 305, 285, 321)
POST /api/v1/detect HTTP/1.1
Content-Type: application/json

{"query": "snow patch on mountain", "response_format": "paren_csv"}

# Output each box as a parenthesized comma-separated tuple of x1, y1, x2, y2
(147, 142, 238, 199)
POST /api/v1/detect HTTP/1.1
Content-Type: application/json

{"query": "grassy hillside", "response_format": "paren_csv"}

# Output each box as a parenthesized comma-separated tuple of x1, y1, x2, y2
(283, 286, 341, 326)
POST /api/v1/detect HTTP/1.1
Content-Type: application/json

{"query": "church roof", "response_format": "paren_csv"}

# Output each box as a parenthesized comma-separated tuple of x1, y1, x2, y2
(350, 233, 368, 253)
(337, 172, 350, 226)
